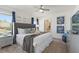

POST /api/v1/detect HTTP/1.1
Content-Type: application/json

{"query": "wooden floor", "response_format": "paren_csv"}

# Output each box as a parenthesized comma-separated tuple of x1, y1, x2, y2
(43, 39, 68, 53)
(0, 39, 68, 53)
(0, 44, 26, 53)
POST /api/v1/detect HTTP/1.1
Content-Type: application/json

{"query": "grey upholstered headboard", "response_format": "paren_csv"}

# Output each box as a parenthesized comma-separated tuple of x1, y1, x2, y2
(15, 23, 35, 29)
(15, 23, 35, 34)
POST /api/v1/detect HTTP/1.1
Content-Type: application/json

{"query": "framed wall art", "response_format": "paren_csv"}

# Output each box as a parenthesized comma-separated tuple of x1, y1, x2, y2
(57, 16, 64, 24)
(57, 26, 64, 33)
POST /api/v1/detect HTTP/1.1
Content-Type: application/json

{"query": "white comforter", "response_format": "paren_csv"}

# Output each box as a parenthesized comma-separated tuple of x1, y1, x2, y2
(16, 32, 53, 53)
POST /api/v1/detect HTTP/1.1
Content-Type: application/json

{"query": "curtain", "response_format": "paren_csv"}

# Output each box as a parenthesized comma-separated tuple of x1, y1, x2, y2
(31, 17, 34, 24)
(12, 11, 16, 44)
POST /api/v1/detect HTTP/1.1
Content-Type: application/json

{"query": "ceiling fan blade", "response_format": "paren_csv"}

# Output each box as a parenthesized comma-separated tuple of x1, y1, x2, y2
(34, 5, 50, 13)
(42, 9, 50, 11)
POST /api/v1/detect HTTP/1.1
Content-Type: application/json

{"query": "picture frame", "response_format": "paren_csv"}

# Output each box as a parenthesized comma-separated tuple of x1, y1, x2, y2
(57, 26, 64, 33)
(57, 16, 64, 24)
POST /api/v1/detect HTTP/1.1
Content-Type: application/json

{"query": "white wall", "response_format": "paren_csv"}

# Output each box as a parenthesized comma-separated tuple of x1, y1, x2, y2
(39, 18, 44, 32)
(16, 16, 31, 24)
(69, 35, 79, 53)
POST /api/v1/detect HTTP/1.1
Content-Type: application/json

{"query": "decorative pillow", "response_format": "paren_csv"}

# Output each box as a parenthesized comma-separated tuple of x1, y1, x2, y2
(25, 28, 32, 33)
(18, 28, 35, 34)
(18, 28, 26, 34)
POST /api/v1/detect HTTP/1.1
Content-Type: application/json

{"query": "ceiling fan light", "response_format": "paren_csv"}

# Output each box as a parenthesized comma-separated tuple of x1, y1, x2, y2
(39, 9, 44, 13)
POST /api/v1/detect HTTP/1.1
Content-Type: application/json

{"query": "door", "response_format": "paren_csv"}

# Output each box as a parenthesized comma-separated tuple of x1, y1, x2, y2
(44, 20, 51, 32)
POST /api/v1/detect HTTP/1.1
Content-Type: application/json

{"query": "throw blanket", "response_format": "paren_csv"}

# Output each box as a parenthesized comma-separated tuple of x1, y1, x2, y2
(23, 35, 34, 53)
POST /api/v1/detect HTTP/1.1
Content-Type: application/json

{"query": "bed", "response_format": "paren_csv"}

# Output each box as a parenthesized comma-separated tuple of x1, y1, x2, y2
(16, 32, 53, 53)
(15, 23, 53, 53)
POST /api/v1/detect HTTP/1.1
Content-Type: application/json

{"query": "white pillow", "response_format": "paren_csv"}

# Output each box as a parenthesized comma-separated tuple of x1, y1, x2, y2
(18, 28, 33, 34)
(18, 28, 26, 34)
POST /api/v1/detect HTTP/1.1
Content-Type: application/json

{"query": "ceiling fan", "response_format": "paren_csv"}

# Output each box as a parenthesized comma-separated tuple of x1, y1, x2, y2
(36, 5, 50, 13)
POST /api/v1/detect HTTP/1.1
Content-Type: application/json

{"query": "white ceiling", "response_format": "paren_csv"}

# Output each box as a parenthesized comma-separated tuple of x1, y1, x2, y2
(0, 5, 76, 18)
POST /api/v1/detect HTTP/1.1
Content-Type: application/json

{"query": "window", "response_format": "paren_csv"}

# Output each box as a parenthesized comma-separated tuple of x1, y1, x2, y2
(72, 11, 79, 34)
(0, 14, 12, 37)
